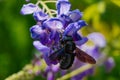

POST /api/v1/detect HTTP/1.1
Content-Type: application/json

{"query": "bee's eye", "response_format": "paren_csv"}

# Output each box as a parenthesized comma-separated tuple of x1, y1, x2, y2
(60, 36, 73, 45)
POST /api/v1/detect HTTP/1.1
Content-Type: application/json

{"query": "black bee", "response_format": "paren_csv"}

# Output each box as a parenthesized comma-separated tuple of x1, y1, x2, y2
(49, 35, 96, 70)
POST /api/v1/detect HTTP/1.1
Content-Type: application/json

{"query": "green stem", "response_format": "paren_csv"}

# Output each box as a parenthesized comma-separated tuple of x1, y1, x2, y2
(37, 0, 54, 17)
(44, 0, 57, 4)
(56, 64, 93, 80)
(50, 9, 57, 13)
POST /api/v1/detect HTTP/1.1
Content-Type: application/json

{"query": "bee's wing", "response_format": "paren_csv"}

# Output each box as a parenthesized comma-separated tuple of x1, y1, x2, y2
(75, 47, 96, 64)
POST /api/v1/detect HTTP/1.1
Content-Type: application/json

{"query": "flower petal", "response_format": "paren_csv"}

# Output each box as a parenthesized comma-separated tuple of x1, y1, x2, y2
(68, 9, 83, 22)
(75, 37, 88, 46)
(33, 11, 49, 21)
(20, 3, 40, 15)
(59, 14, 72, 28)
(104, 57, 115, 72)
(56, 0, 71, 15)
(51, 64, 59, 72)
(49, 31, 60, 44)
(64, 20, 87, 36)
(43, 18, 63, 31)
(33, 41, 57, 65)
(47, 72, 54, 80)
(59, 10, 83, 28)
(33, 41, 50, 65)
(88, 32, 106, 47)
(72, 32, 82, 41)
(30, 25, 49, 45)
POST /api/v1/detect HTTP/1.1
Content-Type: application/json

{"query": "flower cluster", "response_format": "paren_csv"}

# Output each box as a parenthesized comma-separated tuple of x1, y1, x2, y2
(20, 0, 88, 66)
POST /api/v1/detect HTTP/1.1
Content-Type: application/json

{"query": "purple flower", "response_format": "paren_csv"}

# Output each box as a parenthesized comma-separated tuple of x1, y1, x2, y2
(87, 32, 106, 48)
(56, 0, 71, 15)
(104, 57, 115, 72)
(20, 3, 40, 15)
(42, 64, 59, 80)
(47, 72, 54, 80)
(63, 20, 87, 36)
(74, 37, 88, 46)
(58, 10, 83, 29)
(67, 9, 83, 22)
(33, 11, 49, 21)
(21, 0, 88, 67)
(43, 18, 64, 31)
(30, 25, 49, 45)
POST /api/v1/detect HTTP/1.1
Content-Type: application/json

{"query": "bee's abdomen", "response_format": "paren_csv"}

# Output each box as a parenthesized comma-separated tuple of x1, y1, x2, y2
(60, 53, 75, 69)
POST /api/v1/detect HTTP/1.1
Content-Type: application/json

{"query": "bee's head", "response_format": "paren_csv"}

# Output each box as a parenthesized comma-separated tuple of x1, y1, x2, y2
(60, 35, 73, 44)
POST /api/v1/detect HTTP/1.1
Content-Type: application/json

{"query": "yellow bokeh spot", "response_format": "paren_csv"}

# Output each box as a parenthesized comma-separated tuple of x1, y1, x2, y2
(111, 0, 120, 7)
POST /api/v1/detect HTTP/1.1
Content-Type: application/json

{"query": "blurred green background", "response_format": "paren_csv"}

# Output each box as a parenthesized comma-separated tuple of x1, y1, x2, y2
(0, 0, 120, 80)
